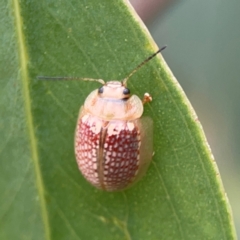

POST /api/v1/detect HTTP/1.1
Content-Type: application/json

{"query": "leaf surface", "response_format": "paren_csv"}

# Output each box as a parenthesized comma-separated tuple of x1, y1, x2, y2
(0, 0, 236, 239)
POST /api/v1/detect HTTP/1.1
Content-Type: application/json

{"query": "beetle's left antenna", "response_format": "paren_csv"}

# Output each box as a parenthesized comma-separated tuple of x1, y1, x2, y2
(123, 46, 167, 85)
(37, 76, 105, 85)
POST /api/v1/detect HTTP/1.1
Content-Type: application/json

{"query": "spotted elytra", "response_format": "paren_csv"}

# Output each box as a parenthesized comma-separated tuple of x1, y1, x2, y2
(38, 46, 166, 191)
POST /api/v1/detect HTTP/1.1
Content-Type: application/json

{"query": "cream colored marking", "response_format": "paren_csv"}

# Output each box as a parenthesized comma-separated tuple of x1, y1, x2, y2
(92, 150, 97, 158)
(93, 163, 97, 170)
(104, 143, 108, 148)
(88, 116, 94, 126)
(107, 124, 116, 136)
(88, 161, 92, 166)
(81, 114, 88, 123)
(90, 120, 102, 134)
(105, 156, 111, 164)
(107, 124, 119, 136)
(127, 122, 134, 131)
(107, 123, 124, 136)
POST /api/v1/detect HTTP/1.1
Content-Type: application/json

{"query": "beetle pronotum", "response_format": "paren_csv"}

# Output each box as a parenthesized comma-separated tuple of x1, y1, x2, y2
(38, 46, 166, 191)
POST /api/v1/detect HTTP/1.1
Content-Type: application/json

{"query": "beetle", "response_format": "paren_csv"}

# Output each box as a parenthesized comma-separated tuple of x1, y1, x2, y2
(38, 46, 166, 191)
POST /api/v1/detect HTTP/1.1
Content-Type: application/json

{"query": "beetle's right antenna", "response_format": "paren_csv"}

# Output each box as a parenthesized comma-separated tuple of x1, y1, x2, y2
(37, 76, 105, 85)
(123, 46, 167, 85)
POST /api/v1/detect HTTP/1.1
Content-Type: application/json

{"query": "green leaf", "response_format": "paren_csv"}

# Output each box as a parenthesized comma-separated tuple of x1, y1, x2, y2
(0, 0, 236, 239)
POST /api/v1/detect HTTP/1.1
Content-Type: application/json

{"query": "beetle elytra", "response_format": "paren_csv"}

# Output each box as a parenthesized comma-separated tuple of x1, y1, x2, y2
(38, 46, 166, 191)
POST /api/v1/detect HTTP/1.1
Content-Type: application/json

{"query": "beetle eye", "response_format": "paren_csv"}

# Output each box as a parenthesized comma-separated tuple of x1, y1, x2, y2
(123, 88, 130, 95)
(98, 86, 104, 94)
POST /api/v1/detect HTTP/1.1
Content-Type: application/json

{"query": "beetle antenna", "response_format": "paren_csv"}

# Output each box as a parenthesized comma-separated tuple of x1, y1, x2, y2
(123, 46, 167, 85)
(37, 76, 105, 85)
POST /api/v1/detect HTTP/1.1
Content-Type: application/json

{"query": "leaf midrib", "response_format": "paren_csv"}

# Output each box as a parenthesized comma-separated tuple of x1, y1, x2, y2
(12, 0, 50, 238)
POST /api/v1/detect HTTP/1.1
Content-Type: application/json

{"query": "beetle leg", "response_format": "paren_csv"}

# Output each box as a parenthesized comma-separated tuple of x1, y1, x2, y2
(142, 93, 152, 104)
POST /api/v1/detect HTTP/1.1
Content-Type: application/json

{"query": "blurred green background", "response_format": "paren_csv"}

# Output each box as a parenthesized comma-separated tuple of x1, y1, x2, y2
(136, 0, 240, 237)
